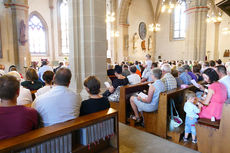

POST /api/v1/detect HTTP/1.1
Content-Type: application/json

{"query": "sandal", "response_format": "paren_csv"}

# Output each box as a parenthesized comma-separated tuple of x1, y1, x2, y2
(130, 115, 141, 123)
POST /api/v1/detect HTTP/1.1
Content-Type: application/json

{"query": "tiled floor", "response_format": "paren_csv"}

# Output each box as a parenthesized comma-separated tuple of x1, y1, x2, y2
(119, 123, 200, 153)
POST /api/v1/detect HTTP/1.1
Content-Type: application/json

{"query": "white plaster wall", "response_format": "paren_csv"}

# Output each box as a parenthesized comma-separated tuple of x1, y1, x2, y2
(0, 0, 15, 70)
(127, 0, 154, 62)
(156, 13, 186, 61)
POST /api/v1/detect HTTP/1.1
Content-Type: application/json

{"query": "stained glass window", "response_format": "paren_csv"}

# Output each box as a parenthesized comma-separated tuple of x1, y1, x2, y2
(173, 2, 186, 39)
(29, 15, 47, 54)
(60, 0, 69, 54)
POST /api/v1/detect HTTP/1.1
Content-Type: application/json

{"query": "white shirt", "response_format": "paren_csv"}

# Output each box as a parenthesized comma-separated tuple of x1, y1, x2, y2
(219, 75, 230, 99)
(35, 85, 53, 97)
(17, 86, 33, 105)
(38, 65, 53, 82)
(127, 73, 141, 85)
(145, 60, 152, 69)
(184, 101, 200, 119)
(32, 85, 80, 127)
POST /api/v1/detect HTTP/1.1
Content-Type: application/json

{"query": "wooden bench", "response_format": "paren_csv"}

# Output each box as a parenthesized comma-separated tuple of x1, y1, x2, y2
(140, 85, 197, 139)
(109, 82, 150, 124)
(0, 108, 119, 153)
(196, 100, 230, 153)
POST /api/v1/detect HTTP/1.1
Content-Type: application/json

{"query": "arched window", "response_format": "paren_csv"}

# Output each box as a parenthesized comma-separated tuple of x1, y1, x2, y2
(173, 2, 186, 39)
(59, 0, 69, 54)
(29, 14, 48, 54)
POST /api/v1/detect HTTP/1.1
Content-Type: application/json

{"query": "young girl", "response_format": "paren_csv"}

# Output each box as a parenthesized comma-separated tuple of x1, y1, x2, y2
(183, 91, 202, 143)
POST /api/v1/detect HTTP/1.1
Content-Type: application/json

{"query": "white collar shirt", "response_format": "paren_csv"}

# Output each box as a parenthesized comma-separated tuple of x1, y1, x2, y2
(32, 85, 80, 127)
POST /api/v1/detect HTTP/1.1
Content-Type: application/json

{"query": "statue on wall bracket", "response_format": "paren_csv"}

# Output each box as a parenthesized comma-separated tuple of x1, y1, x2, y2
(19, 20, 27, 46)
(133, 32, 138, 50)
(148, 36, 152, 51)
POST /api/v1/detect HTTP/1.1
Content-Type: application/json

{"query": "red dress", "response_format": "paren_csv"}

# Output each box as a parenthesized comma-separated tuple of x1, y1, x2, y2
(199, 82, 227, 120)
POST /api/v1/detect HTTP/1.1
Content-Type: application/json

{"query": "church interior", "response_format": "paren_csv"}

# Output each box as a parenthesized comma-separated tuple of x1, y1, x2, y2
(0, 0, 230, 153)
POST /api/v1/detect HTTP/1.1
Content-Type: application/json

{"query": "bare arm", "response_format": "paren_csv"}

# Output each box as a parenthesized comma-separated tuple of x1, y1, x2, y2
(138, 84, 155, 103)
(199, 88, 214, 105)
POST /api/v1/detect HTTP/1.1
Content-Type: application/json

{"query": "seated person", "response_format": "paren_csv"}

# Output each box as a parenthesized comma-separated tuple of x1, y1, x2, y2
(183, 91, 202, 144)
(21, 68, 43, 91)
(198, 68, 227, 120)
(141, 62, 158, 82)
(178, 67, 192, 85)
(7, 71, 32, 105)
(171, 69, 183, 88)
(32, 68, 81, 127)
(193, 65, 203, 82)
(183, 65, 197, 81)
(129, 68, 166, 122)
(103, 65, 129, 98)
(80, 76, 110, 116)
(8, 65, 23, 79)
(38, 60, 53, 83)
(107, 64, 116, 82)
(35, 71, 54, 97)
(161, 64, 177, 91)
(216, 65, 230, 99)
(127, 65, 141, 85)
(0, 75, 38, 140)
(122, 64, 131, 77)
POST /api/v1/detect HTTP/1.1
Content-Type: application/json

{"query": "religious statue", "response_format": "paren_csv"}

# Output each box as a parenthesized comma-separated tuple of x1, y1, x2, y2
(141, 40, 146, 51)
(148, 36, 152, 50)
(133, 33, 138, 50)
(19, 20, 27, 46)
(223, 49, 230, 57)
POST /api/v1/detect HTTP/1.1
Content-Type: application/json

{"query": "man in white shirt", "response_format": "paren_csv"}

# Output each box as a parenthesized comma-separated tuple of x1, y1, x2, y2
(32, 68, 80, 127)
(38, 61, 53, 83)
(127, 65, 141, 85)
(216, 65, 230, 99)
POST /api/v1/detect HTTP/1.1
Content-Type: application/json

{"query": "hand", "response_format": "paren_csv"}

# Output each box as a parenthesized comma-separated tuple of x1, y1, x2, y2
(137, 96, 141, 101)
(198, 85, 205, 91)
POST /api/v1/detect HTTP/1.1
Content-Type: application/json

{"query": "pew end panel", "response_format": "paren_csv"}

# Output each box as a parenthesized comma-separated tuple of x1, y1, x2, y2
(0, 108, 119, 153)
(196, 102, 230, 153)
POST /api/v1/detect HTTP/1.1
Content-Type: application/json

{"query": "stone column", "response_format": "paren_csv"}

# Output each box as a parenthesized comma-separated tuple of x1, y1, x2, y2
(117, 24, 129, 63)
(68, 0, 107, 96)
(49, 0, 56, 63)
(214, 22, 220, 60)
(4, 0, 30, 74)
(185, 0, 209, 61)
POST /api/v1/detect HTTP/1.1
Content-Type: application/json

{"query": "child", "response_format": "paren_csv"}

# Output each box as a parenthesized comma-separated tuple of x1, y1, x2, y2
(183, 91, 202, 143)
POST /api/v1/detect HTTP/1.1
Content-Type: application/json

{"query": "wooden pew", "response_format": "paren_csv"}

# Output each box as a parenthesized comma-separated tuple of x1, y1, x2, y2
(109, 82, 150, 124)
(196, 100, 230, 153)
(0, 108, 119, 153)
(141, 85, 197, 139)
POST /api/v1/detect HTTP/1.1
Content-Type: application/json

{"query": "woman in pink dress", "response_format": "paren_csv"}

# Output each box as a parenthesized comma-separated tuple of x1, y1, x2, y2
(199, 68, 227, 120)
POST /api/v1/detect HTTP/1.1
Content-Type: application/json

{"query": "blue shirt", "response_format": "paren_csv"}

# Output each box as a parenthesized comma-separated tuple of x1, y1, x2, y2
(150, 80, 166, 111)
(184, 101, 200, 118)
(179, 72, 192, 85)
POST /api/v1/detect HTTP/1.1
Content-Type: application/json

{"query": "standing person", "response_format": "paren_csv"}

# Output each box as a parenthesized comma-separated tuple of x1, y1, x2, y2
(32, 68, 81, 126)
(141, 62, 158, 82)
(0, 75, 38, 140)
(80, 76, 110, 116)
(35, 71, 54, 97)
(142, 54, 152, 78)
(38, 60, 53, 83)
(183, 92, 202, 144)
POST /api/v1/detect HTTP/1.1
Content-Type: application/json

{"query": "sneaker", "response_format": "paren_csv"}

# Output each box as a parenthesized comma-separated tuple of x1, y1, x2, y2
(192, 139, 197, 144)
(183, 137, 188, 142)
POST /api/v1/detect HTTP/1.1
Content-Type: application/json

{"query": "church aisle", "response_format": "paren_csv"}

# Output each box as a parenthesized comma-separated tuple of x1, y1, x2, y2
(119, 123, 200, 153)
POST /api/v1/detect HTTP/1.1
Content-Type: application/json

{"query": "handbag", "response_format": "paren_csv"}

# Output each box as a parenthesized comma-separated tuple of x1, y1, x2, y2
(108, 86, 120, 102)
(169, 98, 183, 131)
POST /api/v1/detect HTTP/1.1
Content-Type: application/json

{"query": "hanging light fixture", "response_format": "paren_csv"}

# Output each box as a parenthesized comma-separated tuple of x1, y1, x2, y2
(149, 24, 161, 32)
(106, 12, 115, 23)
(161, 0, 186, 13)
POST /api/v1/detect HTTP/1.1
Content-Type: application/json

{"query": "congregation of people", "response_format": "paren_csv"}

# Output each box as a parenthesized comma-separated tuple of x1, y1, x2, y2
(0, 55, 230, 144)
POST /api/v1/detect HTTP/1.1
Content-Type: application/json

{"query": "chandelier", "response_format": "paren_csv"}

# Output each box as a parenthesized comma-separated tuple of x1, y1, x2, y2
(105, 12, 115, 23)
(161, 0, 188, 13)
(222, 28, 230, 35)
(149, 24, 161, 32)
(206, 1, 223, 23)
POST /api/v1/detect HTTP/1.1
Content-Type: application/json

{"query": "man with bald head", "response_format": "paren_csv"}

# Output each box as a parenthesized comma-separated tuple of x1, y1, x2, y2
(32, 68, 80, 127)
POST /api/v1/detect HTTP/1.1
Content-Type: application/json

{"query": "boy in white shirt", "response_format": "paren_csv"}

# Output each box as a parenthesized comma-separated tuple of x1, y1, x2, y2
(127, 65, 141, 85)
(183, 91, 202, 143)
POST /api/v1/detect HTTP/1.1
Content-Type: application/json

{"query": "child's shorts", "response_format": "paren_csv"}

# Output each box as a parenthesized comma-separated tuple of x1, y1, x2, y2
(185, 116, 197, 136)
